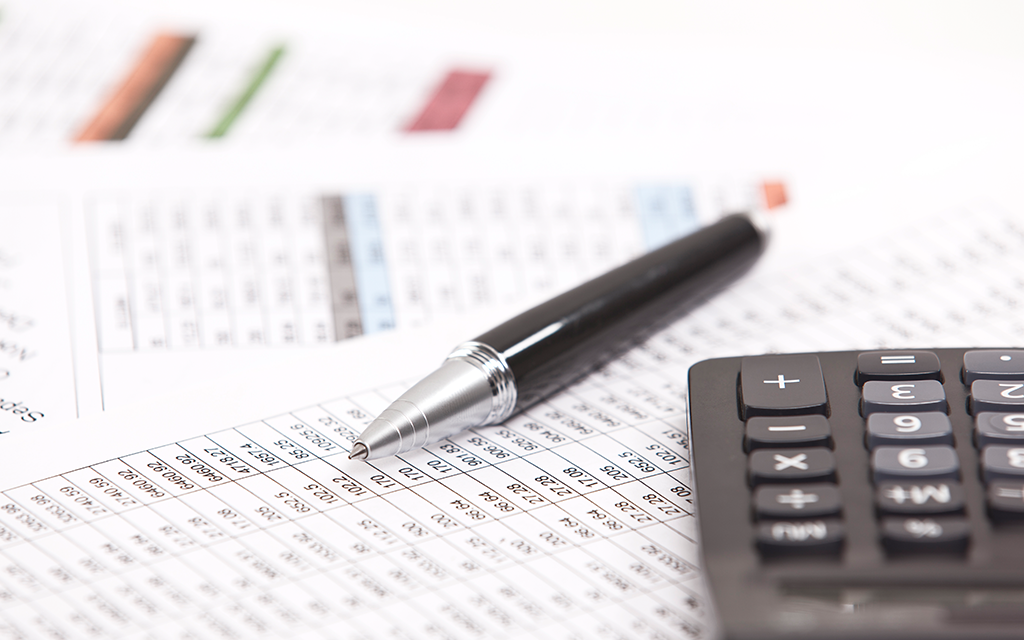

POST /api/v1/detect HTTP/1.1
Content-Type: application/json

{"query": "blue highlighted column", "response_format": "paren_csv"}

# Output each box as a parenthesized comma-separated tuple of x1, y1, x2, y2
(633, 185, 699, 250)
(344, 195, 396, 333)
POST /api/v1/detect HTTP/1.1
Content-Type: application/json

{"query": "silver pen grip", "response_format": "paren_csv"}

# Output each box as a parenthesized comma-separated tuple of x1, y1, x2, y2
(351, 342, 517, 459)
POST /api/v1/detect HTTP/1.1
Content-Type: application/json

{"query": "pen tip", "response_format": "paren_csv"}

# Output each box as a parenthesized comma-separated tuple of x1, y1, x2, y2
(349, 442, 368, 460)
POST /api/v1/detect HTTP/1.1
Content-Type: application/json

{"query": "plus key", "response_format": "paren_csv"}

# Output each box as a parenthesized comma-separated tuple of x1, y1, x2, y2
(740, 355, 829, 418)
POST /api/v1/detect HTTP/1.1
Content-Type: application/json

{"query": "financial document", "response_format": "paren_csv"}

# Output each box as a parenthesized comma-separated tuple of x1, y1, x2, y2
(0, 0, 496, 145)
(0, 0, 766, 148)
(0, 201, 1019, 638)
(0, 146, 777, 435)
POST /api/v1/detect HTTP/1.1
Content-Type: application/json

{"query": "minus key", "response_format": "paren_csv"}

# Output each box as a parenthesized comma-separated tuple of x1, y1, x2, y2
(745, 415, 832, 451)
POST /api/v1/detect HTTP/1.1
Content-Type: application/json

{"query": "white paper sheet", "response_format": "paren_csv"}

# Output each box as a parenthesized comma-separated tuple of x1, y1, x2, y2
(0, 0, 840, 150)
(0, 0, 497, 145)
(0, 144, 779, 436)
(0, 196, 1020, 638)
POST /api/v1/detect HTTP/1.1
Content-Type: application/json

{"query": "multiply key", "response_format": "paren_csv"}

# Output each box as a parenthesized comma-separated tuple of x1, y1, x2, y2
(748, 448, 836, 486)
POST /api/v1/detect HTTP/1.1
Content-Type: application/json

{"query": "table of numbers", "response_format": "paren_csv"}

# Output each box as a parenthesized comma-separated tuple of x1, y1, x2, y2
(86, 181, 725, 354)
(6, 200, 1024, 639)
(0, 367, 705, 640)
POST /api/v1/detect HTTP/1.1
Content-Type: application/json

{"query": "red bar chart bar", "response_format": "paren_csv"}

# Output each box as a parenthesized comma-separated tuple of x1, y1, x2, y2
(75, 33, 196, 142)
(405, 69, 490, 132)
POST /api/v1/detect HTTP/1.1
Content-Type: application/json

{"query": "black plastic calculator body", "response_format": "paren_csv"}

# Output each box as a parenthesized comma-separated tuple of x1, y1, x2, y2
(688, 348, 1024, 640)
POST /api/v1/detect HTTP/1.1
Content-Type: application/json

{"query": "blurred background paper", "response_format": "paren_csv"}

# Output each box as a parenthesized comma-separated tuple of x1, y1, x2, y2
(2, 0, 1022, 172)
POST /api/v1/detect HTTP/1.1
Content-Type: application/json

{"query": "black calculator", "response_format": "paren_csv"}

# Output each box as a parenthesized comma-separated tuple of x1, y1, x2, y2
(688, 349, 1024, 640)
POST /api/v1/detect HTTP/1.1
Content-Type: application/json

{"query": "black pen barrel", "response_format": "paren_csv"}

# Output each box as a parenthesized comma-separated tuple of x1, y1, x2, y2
(474, 213, 765, 410)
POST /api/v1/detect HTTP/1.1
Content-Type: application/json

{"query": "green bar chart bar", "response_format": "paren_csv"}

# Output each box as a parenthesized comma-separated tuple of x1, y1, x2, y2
(205, 45, 285, 139)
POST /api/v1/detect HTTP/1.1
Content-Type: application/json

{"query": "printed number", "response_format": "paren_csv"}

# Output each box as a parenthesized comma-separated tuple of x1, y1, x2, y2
(1008, 448, 1024, 468)
(893, 415, 922, 433)
(898, 448, 927, 469)
(1000, 384, 1024, 399)
(1003, 415, 1024, 432)
(891, 384, 916, 400)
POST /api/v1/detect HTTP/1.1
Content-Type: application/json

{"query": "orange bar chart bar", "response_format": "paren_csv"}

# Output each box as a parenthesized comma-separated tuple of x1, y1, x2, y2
(405, 69, 490, 132)
(761, 180, 788, 210)
(75, 33, 196, 142)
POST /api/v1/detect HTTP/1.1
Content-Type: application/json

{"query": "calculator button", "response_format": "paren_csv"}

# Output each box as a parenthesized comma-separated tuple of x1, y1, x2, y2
(756, 519, 844, 555)
(880, 516, 969, 553)
(861, 380, 947, 415)
(856, 351, 941, 385)
(871, 446, 959, 483)
(745, 416, 831, 451)
(740, 355, 828, 418)
(980, 445, 1024, 483)
(975, 412, 1024, 447)
(748, 448, 836, 486)
(876, 481, 964, 515)
(865, 412, 953, 449)
(963, 350, 1024, 384)
(753, 484, 841, 519)
(970, 380, 1024, 414)
(987, 481, 1024, 516)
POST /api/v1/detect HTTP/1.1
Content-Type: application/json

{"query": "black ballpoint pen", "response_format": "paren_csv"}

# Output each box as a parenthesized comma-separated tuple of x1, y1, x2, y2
(349, 212, 768, 460)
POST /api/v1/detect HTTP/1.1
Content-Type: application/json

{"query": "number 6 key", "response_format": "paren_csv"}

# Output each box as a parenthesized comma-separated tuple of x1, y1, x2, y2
(871, 445, 960, 482)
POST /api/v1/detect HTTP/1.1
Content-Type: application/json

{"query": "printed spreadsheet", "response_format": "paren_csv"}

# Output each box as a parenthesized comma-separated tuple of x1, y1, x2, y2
(1, 205, 1023, 638)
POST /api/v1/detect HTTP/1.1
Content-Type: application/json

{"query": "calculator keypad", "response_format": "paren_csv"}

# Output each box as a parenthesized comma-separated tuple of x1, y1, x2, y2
(957, 351, 1024, 517)
(731, 349, 1024, 558)
(691, 348, 1024, 638)
(740, 354, 843, 553)
(859, 352, 969, 551)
